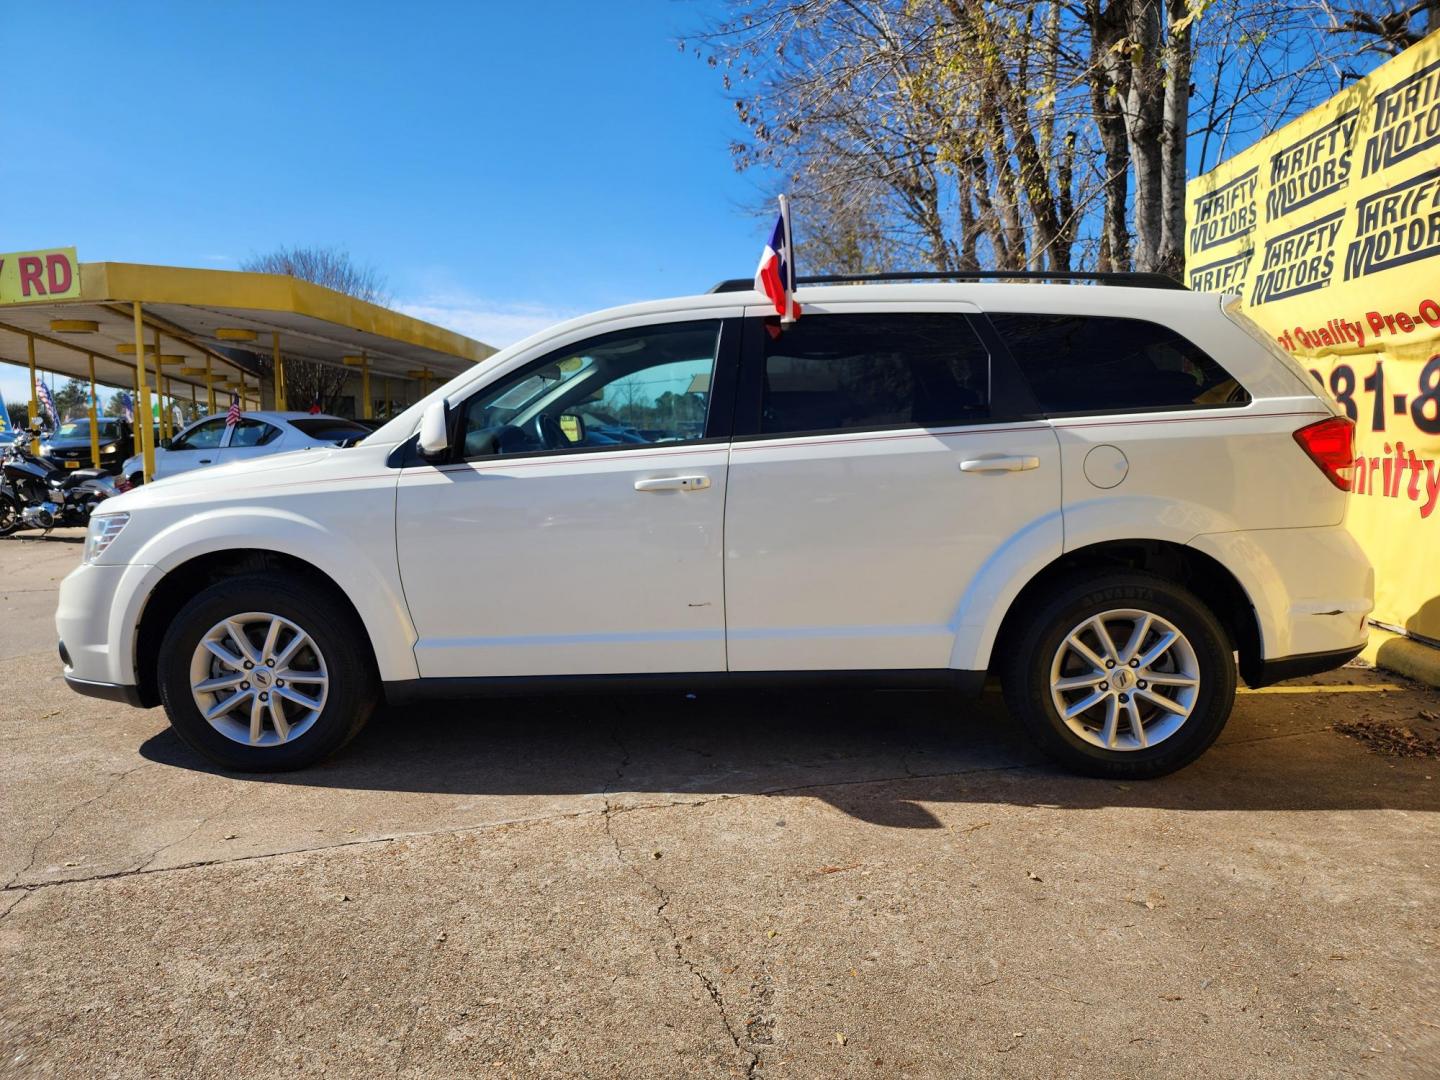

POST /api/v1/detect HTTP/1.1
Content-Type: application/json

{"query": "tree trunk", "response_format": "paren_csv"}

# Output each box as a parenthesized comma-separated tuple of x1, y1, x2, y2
(1086, 0, 1132, 271)
(1122, 0, 1166, 272)
(1157, 0, 1192, 280)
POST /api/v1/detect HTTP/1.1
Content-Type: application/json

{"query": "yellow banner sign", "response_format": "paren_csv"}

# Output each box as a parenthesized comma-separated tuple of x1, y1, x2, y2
(0, 247, 80, 304)
(1186, 31, 1440, 641)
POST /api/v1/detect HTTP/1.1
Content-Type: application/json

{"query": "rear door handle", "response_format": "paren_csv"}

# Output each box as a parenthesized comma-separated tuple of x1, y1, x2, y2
(960, 455, 1040, 473)
(634, 474, 711, 492)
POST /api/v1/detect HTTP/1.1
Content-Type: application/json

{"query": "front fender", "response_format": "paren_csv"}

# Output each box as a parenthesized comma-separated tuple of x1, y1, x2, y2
(121, 505, 419, 683)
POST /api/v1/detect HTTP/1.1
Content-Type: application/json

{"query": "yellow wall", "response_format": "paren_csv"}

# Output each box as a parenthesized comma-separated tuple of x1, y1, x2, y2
(1186, 31, 1440, 641)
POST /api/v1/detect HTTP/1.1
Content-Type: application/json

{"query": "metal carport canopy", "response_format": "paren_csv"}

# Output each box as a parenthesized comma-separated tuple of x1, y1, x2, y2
(0, 260, 495, 399)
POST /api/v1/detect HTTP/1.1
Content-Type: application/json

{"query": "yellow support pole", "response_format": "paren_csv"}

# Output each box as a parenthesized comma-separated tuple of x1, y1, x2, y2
(87, 355, 101, 468)
(361, 355, 371, 420)
(272, 333, 286, 411)
(205, 356, 216, 414)
(382, 376, 391, 419)
(153, 328, 166, 444)
(133, 303, 155, 482)
(26, 334, 38, 434)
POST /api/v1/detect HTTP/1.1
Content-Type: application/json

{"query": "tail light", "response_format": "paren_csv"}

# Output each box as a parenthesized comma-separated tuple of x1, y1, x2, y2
(1293, 416, 1355, 491)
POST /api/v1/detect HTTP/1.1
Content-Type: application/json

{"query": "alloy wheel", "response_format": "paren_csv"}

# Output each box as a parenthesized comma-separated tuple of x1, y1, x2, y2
(188, 612, 330, 746)
(1048, 608, 1200, 751)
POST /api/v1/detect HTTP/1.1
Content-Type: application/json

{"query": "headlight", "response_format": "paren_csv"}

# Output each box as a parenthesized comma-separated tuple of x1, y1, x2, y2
(84, 513, 130, 564)
(102, 444, 117, 454)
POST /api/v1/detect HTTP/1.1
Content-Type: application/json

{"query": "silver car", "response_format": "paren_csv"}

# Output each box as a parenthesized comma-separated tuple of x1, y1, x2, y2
(121, 411, 371, 485)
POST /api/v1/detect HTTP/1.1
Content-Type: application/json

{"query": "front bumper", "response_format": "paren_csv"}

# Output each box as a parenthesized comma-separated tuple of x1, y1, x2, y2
(55, 559, 157, 704)
(48, 452, 125, 474)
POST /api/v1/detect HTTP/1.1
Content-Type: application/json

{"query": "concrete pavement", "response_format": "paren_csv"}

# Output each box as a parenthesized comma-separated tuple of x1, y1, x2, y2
(2, 530, 1437, 1078)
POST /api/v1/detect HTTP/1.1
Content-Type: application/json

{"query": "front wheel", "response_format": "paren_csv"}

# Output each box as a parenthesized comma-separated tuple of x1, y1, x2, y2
(1001, 572, 1236, 779)
(0, 493, 19, 536)
(157, 572, 376, 771)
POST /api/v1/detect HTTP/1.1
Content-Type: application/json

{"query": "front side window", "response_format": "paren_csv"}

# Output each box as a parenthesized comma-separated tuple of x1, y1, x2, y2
(229, 419, 282, 447)
(170, 418, 227, 451)
(458, 321, 721, 459)
(758, 314, 990, 436)
(988, 312, 1249, 415)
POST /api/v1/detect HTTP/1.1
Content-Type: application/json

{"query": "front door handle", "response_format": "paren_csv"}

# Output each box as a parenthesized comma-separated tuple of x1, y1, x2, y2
(198, 458, 213, 464)
(960, 455, 1040, 473)
(634, 474, 711, 493)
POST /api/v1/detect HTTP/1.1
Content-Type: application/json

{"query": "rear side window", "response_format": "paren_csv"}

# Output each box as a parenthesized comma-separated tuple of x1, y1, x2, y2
(759, 314, 989, 436)
(988, 313, 1248, 415)
(290, 418, 372, 442)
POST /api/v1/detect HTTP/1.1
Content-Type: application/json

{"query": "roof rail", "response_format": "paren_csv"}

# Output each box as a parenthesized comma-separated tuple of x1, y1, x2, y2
(708, 270, 1187, 293)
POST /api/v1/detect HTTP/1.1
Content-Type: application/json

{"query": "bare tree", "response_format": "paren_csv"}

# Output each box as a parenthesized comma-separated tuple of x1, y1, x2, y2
(1318, 0, 1439, 56)
(697, 0, 1419, 280)
(240, 246, 389, 414)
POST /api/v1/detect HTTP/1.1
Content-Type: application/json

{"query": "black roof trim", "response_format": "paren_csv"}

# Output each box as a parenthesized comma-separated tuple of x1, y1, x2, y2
(708, 270, 1187, 293)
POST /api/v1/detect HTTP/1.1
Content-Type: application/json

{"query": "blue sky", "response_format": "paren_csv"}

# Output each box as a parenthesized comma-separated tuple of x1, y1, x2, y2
(0, 0, 763, 404)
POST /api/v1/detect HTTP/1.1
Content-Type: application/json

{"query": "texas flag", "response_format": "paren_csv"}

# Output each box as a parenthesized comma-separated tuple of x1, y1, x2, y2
(754, 196, 801, 323)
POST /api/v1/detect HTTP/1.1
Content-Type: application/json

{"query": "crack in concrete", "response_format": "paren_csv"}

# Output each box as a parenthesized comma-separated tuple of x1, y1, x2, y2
(0, 759, 1033, 894)
(598, 721, 760, 1078)
(130, 783, 254, 875)
(4, 761, 153, 889)
(0, 888, 32, 925)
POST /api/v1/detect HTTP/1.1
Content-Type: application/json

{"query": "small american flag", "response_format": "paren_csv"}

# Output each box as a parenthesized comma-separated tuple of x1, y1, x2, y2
(225, 393, 242, 427)
(36, 381, 59, 428)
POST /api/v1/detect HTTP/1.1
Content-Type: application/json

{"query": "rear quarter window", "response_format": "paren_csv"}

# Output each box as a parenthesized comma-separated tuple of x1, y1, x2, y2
(988, 312, 1250, 415)
(290, 418, 372, 442)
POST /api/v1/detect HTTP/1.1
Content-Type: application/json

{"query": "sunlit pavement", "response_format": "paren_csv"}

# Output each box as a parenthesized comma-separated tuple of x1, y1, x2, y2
(2, 530, 1437, 1078)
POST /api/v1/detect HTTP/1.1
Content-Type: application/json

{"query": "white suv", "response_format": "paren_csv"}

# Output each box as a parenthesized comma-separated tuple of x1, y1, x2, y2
(56, 278, 1373, 778)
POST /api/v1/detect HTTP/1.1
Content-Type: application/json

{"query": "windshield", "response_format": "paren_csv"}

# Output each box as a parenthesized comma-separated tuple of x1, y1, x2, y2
(54, 419, 119, 439)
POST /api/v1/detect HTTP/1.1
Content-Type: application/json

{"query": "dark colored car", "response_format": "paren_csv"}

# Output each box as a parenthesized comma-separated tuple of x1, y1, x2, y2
(40, 417, 135, 475)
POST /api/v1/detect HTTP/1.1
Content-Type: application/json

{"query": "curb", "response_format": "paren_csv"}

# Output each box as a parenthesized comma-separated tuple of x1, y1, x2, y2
(1362, 628, 1440, 690)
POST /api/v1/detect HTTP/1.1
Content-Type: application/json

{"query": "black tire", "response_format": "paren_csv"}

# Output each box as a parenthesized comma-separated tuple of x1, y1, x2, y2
(0, 493, 19, 536)
(157, 572, 376, 771)
(1001, 571, 1236, 779)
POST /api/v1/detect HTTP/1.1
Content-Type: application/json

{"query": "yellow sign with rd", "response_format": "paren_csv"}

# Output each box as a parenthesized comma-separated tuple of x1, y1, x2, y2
(1186, 32, 1440, 641)
(0, 247, 80, 304)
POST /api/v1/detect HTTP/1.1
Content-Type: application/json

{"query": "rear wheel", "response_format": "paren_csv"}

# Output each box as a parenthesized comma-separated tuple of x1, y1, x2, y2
(157, 573, 376, 771)
(1001, 572, 1236, 778)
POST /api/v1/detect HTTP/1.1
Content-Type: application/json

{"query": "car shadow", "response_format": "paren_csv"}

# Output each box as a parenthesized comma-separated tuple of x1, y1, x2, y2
(138, 686, 1440, 829)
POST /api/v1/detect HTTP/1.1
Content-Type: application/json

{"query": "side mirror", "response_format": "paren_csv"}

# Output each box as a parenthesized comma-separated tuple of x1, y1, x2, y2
(160, 437, 173, 450)
(417, 400, 449, 458)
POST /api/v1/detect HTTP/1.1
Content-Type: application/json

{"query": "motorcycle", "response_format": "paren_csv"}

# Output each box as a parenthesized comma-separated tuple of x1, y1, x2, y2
(0, 430, 121, 537)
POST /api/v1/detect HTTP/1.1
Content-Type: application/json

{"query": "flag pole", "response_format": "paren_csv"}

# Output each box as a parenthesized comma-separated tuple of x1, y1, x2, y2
(777, 194, 797, 324)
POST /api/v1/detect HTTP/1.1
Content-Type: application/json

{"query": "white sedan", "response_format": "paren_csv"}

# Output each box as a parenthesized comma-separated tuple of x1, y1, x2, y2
(121, 411, 372, 485)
